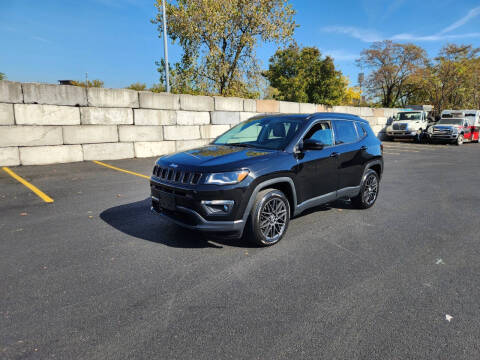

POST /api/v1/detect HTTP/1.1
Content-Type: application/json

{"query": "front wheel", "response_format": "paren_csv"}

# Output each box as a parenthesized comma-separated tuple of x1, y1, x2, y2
(456, 134, 464, 146)
(415, 130, 423, 143)
(351, 169, 380, 209)
(244, 188, 290, 246)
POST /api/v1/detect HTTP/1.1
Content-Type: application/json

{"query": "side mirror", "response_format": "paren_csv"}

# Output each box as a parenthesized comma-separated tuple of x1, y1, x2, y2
(303, 139, 325, 150)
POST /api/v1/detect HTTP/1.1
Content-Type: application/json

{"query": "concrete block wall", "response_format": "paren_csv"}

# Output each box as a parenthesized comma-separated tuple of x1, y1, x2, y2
(0, 80, 398, 166)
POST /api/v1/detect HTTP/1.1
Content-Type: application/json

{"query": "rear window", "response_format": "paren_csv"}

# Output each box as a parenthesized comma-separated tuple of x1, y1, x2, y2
(356, 121, 375, 138)
(334, 120, 359, 144)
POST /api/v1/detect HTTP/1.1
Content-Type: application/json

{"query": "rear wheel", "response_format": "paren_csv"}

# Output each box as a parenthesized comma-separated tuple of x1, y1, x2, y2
(244, 189, 290, 246)
(351, 169, 380, 209)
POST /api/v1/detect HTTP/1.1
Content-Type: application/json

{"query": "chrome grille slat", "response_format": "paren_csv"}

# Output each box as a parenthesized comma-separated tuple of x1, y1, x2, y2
(182, 172, 191, 183)
(393, 123, 407, 131)
(191, 173, 201, 184)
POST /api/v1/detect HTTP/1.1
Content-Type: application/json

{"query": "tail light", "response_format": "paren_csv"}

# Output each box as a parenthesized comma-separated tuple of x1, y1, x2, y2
(380, 143, 384, 154)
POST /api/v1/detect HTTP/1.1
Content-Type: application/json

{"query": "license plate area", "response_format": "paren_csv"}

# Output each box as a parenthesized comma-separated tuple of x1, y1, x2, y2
(156, 191, 176, 211)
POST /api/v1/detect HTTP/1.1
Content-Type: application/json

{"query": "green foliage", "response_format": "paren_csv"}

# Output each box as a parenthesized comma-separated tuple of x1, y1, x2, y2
(153, 0, 297, 97)
(413, 44, 480, 115)
(0, 72, 6, 80)
(358, 41, 480, 112)
(126, 82, 147, 91)
(71, 79, 104, 88)
(263, 44, 348, 105)
(149, 83, 166, 93)
(357, 40, 427, 107)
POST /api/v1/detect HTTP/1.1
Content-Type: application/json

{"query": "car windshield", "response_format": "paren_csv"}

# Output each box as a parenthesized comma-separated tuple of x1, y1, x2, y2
(438, 118, 463, 125)
(213, 116, 304, 150)
(397, 112, 422, 121)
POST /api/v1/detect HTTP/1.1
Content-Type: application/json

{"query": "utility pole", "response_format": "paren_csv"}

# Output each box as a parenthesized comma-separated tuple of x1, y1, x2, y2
(162, 0, 170, 93)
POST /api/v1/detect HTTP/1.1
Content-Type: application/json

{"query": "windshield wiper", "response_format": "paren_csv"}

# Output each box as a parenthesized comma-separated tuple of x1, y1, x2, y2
(223, 143, 258, 148)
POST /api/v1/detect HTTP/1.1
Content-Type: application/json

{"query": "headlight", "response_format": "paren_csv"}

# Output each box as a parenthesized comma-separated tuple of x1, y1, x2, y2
(452, 128, 458, 134)
(205, 170, 249, 185)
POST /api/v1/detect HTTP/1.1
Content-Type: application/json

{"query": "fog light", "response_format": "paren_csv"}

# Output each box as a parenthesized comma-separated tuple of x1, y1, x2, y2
(201, 200, 234, 215)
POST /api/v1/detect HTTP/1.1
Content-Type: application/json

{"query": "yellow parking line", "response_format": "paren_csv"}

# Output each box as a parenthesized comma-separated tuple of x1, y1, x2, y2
(93, 160, 150, 179)
(2, 167, 54, 203)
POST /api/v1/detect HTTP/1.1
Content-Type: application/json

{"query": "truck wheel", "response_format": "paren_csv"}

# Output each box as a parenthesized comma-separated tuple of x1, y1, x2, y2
(244, 188, 290, 246)
(456, 134, 464, 146)
(351, 169, 380, 209)
(415, 130, 423, 143)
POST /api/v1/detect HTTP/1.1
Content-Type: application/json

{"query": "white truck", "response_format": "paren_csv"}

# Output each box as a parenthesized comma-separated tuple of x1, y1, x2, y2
(385, 105, 433, 142)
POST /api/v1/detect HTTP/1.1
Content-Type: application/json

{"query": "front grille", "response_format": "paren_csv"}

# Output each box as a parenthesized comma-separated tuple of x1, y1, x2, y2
(153, 165, 202, 185)
(393, 123, 407, 131)
(433, 127, 451, 134)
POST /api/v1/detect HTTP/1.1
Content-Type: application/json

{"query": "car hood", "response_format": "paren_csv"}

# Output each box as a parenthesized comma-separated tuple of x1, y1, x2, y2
(434, 125, 459, 129)
(157, 144, 278, 170)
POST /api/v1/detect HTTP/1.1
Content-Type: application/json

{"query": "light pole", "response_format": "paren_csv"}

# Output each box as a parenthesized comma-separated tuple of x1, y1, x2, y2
(162, 0, 170, 93)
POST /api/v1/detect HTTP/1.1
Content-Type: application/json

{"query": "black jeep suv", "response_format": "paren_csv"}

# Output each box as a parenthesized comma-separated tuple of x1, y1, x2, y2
(151, 113, 383, 246)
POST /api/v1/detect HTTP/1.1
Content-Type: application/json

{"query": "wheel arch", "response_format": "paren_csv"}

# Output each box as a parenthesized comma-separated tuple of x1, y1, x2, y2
(364, 160, 383, 180)
(242, 177, 297, 224)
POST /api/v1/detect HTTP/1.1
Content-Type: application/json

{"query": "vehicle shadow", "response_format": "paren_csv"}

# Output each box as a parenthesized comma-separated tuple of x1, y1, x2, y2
(99, 198, 258, 249)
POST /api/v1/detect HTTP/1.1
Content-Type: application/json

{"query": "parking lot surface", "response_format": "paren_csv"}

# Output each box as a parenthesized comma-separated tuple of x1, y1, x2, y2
(1, 142, 480, 359)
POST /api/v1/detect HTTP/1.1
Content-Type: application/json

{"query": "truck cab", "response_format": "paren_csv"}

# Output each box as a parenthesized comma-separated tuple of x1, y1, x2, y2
(386, 106, 431, 142)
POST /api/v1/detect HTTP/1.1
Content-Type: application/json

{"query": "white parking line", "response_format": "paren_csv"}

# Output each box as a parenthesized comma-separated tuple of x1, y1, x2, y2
(383, 145, 434, 151)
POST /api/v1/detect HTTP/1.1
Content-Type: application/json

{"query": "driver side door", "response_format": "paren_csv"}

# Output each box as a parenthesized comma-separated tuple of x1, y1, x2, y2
(295, 121, 338, 206)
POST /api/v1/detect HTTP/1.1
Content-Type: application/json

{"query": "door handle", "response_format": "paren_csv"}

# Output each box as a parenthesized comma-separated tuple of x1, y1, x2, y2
(330, 152, 339, 158)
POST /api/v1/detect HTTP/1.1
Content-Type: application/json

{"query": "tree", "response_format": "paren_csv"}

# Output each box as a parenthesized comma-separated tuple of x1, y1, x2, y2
(357, 40, 426, 107)
(263, 44, 349, 105)
(415, 44, 479, 115)
(71, 79, 104, 88)
(150, 83, 166, 93)
(152, 0, 296, 97)
(126, 82, 147, 91)
(0, 72, 6, 80)
(341, 79, 362, 106)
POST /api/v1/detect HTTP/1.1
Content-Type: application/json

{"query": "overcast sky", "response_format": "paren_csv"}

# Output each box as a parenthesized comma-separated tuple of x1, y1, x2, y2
(1, 0, 480, 88)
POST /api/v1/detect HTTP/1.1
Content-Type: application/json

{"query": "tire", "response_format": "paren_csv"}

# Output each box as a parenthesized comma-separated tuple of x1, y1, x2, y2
(456, 134, 464, 146)
(415, 130, 422, 143)
(351, 169, 380, 209)
(244, 188, 290, 246)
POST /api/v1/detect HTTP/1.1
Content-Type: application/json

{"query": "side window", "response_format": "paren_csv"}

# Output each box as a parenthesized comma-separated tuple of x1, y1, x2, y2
(304, 122, 334, 146)
(355, 122, 368, 139)
(334, 120, 359, 144)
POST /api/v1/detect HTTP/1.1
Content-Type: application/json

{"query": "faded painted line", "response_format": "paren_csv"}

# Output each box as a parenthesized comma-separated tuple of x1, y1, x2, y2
(2, 167, 54, 203)
(383, 152, 401, 155)
(382, 147, 420, 152)
(93, 160, 150, 179)
(383, 144, 448, 150)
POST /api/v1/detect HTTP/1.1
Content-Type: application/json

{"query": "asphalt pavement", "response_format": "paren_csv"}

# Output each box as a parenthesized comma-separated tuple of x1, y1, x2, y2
(1, 141, 480, 359)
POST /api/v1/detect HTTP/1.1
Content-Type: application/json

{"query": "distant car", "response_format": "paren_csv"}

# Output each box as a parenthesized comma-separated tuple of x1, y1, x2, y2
(150, 113, 383, 246)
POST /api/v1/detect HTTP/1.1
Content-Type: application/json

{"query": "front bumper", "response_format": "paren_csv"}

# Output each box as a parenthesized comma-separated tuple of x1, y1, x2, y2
(429, 133, 458, 141)
(151, 199, 244, 233)
(386, 130, 419, 138)
(150, 176, 250, 235)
